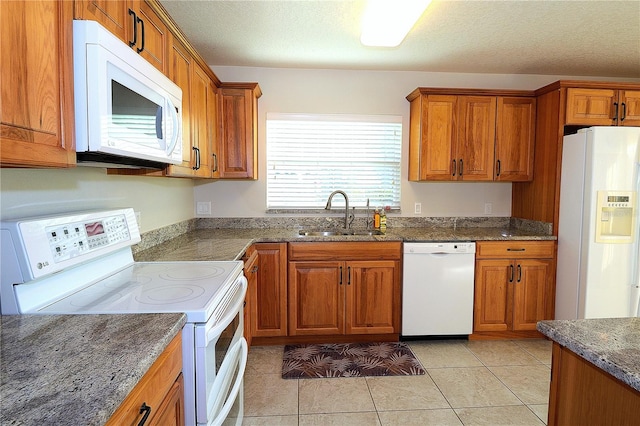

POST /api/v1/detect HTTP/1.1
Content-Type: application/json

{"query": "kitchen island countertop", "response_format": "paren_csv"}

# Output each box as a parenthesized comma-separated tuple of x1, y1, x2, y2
(134, 226, 555, 262)
(537, 317, 640, 392)
(0, 313, 186, 425)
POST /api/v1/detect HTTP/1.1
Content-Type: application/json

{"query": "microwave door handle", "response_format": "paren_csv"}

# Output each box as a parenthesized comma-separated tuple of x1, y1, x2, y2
(165, 97, 180, 155)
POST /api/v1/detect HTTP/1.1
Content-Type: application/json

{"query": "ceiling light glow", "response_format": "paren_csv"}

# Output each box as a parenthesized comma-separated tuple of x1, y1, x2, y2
(360, 0, 432, 47)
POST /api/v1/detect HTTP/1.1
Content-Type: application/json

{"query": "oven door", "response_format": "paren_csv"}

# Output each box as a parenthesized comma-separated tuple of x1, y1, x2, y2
(194, 276, 247, 426)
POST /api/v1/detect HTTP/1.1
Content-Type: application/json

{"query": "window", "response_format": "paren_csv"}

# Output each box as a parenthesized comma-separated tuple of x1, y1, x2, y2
(266, 114, 402, 210)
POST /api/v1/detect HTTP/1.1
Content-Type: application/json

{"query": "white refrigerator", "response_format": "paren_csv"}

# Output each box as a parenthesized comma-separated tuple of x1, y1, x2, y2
(556, 126, 640, 320)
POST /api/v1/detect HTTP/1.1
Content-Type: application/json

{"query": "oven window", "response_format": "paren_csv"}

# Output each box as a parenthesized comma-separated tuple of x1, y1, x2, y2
(214, 312, 239, 371)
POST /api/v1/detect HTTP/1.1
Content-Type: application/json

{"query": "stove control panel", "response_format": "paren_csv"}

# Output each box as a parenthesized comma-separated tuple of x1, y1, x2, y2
(1, 208, 141, 281)
(46, 214, 131, 263)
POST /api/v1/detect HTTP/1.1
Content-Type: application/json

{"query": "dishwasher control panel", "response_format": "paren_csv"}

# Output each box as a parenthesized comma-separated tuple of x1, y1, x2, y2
(404, 242, 475, 254)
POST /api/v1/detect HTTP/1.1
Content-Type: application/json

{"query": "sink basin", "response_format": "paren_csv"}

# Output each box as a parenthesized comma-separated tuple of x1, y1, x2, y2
(298, 229, 384, 237)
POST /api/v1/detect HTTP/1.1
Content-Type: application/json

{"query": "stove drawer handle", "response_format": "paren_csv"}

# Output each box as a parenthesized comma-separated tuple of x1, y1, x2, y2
(138, 402, 151, 426)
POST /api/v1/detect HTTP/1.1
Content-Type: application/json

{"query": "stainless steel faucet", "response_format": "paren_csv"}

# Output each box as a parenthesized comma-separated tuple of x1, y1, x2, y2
(325, 190, 351, 229)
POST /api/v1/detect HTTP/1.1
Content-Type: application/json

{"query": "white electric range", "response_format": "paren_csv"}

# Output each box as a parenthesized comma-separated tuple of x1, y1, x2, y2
(0, 208, 247, 426)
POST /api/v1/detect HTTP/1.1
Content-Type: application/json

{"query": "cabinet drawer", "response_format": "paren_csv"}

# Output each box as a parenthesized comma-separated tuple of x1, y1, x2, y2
(476, 241, 555, 259)
(106, 332, 183, 426)
(288, 242, 401, 261)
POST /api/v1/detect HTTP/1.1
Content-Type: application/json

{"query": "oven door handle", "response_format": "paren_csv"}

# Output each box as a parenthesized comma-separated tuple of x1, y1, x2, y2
(204, 277, 248, 345)
(208, 338, 248, 426)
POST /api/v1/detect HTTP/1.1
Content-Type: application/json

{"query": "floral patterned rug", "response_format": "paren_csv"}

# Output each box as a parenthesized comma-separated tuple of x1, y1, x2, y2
(282, 342, 426, 379)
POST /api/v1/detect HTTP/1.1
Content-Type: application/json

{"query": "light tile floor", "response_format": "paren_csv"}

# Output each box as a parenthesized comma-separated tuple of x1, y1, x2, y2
(243, 339, 552, 426)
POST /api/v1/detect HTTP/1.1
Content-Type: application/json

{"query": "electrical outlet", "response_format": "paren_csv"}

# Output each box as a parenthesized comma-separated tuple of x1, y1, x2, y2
(414, 202, 422, 214)
(196, 201, 212, 216)
(484, 203, 493, 215)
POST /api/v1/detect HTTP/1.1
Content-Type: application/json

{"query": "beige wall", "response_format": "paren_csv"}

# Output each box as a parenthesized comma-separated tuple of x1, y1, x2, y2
(195, 66, 623, 218)
(0, 167, 194, 232)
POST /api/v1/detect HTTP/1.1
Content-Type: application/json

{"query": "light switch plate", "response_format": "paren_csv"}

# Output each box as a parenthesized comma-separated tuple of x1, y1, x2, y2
(414, 202, 422, 214)
(196, 201, 212, 216)
(484, 203, 493, 215)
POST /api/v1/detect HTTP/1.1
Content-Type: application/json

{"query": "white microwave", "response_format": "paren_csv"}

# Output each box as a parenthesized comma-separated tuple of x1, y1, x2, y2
(73, 20, 182, 168)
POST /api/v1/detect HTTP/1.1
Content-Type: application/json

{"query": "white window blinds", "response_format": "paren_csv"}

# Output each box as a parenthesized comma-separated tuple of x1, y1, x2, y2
(266, 114, 402, 209)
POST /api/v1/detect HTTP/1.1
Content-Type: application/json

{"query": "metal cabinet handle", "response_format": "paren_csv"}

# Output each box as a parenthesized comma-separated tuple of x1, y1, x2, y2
(347, 266, 351, 285)
(138, 403, 151, 426)
(251, 265, 258, 273)
(621, 102, 627, 122)
(517, 264, 522, 282)
(506, 248, 526, 252)
(192, 146, 201, 170)
(613, 102, 619, 121)
(509, 264, 514, 283)
(339, 266, 343, 285)
(136, 16, 145, 53)
(128, 9, 138, 48)
(459, 159, 463, 176)
(212, 153, 218, 173)
(496, 159, 501, 177)
(452, 159, 457, 176)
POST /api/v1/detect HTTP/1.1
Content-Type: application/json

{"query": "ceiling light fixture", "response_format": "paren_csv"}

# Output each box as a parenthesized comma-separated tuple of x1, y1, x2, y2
(360, 0, 432, 47)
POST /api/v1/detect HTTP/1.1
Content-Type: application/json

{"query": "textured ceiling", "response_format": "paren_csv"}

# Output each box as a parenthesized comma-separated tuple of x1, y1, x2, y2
(159, 0, 640, 78)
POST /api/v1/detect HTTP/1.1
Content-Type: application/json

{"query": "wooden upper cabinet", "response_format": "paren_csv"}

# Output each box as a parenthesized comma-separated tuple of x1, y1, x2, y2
(566, 87, 640, 127)
(218, 84, 261, 179)
(495, 97, 536, 181)
(456, 96, 496, 181)
(1, 0, 75, 168)
(75, 0, 131, 42)
(165, 35, 193, 177)
(207, 84, 220, 178)
(619, 90, 640, 126)
(75, 1, 167, 72)
(190, 63, 212, 178)
(409, 95, 457, 180)
(407, 88, 534, 182)
(136, 0, 168, 73)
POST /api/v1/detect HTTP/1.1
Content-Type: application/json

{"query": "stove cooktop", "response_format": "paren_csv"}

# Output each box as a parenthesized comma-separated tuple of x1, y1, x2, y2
(38, 261, 244, 323)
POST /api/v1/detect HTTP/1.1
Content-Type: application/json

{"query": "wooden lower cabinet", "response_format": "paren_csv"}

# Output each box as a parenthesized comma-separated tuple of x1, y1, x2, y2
(106, 332, 184, 426)
(473, 241, 555, 338)
(548, 342, 640, 426)
(252, 243, 288, 337)
(287, 242, 401, 339)
(242, 245, 258, 347)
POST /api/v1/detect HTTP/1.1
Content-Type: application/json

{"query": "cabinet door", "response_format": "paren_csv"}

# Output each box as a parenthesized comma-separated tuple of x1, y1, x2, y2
(242, 247, 258, 347)
(512, 259, 551, 331)
(254, 243, 288, 337)
(150, 374, 184, 426)
(288, 261, 344, 336)
(619, 90, 640, 126)
(565, 88, 617, 125)
(417, 95, 457, 180)
(474, 259, 512, 332)
(218, 85, 259, 179)
(136, 0, 168, 73)
(346, 261, 399, 335)
(495, 97, 536, 181)
(190, 63, 212, 178)
(166, 36, 193, 177)
(75, 0, 132, 43)
(1, 0, 75, 167)
(208, 84, 220, 178)
(456, 96, 496, 181)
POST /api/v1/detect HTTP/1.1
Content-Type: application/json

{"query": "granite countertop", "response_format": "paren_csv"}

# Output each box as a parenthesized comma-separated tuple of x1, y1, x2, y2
(134, 226, 555, 262)
(537, 318, 640, 392)
(0, 313, 186, 426)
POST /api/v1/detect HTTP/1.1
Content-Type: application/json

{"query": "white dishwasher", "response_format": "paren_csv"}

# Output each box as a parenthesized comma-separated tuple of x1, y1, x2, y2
(402, 242, 476, 337)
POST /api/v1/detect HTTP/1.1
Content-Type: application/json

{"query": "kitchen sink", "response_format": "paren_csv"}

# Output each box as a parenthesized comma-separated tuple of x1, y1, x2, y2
(298, 229, 384, 237)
